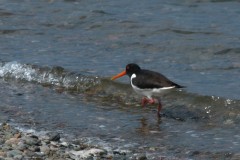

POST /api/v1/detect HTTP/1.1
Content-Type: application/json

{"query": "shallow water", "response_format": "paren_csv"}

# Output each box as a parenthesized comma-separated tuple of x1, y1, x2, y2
(0, 0, 240, 159)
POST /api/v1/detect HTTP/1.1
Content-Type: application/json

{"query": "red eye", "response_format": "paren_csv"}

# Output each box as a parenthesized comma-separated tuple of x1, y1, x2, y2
(126, 66, 129, 70)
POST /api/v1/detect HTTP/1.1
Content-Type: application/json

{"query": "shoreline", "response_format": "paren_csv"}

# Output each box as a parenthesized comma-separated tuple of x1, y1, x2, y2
(0, 122, 134, 160)
(0, 122, 154, 160)
(1, 122, 239, 160)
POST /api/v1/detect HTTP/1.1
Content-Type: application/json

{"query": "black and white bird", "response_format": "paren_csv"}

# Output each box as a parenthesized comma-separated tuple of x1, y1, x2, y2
(111, 63, 184, 116)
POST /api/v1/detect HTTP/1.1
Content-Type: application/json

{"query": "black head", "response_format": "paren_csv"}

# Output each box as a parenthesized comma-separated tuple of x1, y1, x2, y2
(126, 63, 141, 77)
(111, 63, 141, 80)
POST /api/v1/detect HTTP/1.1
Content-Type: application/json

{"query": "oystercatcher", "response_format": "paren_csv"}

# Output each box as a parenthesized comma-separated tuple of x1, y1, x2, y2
(111, 63, 184, 116)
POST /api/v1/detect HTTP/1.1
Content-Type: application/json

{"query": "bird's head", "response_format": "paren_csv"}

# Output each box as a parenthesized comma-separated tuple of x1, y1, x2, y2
(111, 63, 141, 80)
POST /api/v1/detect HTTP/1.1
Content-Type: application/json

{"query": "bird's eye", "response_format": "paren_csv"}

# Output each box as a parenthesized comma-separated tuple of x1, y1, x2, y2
(126, 66, 129, 70)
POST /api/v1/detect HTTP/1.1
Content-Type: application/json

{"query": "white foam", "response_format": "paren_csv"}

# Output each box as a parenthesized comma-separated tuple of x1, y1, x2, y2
(0, 61, 36, 81)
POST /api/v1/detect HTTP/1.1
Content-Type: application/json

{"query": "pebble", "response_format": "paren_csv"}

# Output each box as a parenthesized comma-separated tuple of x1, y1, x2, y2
(137, 154, 148, 160)
(14, 133, 21, 138)
(0, 151, 6, 157)
(60, 141, 68, 147)
(5, 137, 19, 145)
(24, 137, 40, 145)
(48, 132, 61, 142)
(69, 148, 106, 159)
(14, 154, 23, 159)
(16, 141, 28, 151)
(7, 150, 22, 158)
(0, 139, 5, 145)
(40, 145, 50, 155)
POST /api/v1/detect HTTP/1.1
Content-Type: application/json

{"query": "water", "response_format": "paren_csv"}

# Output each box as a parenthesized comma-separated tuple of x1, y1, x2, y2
(0, 0, 240, 159)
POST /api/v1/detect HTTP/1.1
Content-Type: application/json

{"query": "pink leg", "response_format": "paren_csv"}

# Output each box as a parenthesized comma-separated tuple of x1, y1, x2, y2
(141, 97, 148, 107)
(141, 97, 162, 117)
(158, 102, 162, 117)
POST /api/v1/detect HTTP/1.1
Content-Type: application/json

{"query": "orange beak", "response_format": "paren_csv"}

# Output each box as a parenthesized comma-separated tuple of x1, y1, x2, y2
(111, 70, 126, 80)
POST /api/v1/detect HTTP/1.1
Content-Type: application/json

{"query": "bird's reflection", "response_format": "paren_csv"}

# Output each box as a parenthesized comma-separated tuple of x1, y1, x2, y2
(136, 116, 162, 135)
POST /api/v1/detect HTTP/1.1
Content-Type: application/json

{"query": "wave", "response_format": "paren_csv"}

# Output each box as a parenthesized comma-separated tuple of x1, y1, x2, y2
(0, 61, 239, 124)
(214, 48, 240, 55)
(0, 61, 101, 92)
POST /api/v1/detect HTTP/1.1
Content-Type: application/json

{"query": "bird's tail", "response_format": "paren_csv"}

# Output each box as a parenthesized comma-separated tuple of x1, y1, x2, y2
(173, 82, 185, 88)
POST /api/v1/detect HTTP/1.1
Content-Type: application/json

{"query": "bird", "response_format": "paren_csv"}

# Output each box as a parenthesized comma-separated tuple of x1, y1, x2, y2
(111, 63, 184, 117)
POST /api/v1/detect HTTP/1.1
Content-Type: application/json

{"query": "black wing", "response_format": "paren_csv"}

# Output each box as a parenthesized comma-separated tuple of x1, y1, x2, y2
(132, 69, 183, 89)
